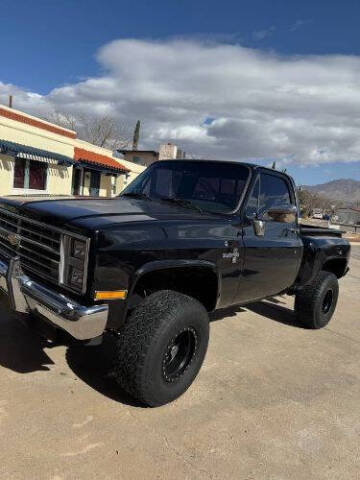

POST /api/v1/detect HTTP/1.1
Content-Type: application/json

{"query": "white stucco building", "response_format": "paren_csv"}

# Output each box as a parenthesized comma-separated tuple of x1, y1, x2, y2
(0, 105, 145, 197)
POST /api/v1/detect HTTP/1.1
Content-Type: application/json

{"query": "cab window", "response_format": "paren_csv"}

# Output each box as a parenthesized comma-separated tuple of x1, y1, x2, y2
(259, 173, 292, 215)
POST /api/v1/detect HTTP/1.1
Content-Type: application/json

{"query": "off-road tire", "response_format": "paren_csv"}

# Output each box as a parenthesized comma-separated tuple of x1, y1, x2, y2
(295, 271, 339, 329)
(114, 290, 209, 407)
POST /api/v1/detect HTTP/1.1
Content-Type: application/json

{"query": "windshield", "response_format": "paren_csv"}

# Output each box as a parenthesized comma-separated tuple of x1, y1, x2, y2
(121, 161, 250, 213)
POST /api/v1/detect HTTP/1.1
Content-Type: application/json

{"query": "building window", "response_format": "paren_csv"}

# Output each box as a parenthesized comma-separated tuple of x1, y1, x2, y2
(13, 158, 48, 190)
(132, 156, 144, 165)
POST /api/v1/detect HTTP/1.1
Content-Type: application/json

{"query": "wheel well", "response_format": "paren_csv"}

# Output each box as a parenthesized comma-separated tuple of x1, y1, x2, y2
(322, 258, 347, 278)
(132, 267, 219, 312)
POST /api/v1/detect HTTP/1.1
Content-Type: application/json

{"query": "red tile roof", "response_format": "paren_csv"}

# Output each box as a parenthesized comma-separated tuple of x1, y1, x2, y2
(74, 147, 129, 173)
(0, 107, 76, 139)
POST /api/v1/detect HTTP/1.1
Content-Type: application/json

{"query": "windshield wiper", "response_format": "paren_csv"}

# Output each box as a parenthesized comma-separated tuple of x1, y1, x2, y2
(121, 192, 152, 201)
(158, 197, 203, 214)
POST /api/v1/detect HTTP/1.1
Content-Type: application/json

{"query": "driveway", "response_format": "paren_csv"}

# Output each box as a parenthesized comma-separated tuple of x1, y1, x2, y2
(0, 246, 359, 480)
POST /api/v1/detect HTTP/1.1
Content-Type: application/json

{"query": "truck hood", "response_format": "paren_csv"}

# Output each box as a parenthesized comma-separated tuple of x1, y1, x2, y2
(0, 195, 216, 230)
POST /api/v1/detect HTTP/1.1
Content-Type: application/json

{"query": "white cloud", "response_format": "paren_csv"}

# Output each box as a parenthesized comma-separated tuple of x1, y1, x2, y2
(1, 38, 360, 165)
(289, 19, 312, 32)
(252, 26, 276, 41)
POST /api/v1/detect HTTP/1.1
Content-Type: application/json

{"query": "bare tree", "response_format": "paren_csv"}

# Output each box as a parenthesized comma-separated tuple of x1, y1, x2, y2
(43, 111, 132, 151)
(44, 111, 78, 131)
(297, 188, 343, 217)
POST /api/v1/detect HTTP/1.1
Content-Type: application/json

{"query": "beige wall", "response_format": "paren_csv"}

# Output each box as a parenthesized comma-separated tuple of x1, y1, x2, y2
(118, 157, 146, 191)
(47, 164, 73, 195)
(0, 154, 72, 196)
(0, 154, 15, 196)
(0, 107, 144, 197)
(82, 171, 113, 197)
(158, 143, 178, 160)
(0, 112, 74, 197)
(122, 151, 158, 167)
(99, 174, 111, 197)
(83, 170, 91, 196)
(0, 118, 74, 159)
(116, 175, 125, 194)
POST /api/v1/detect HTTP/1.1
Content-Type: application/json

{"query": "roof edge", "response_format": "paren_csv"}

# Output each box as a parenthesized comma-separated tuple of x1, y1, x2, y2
(0, 106, 76, 139)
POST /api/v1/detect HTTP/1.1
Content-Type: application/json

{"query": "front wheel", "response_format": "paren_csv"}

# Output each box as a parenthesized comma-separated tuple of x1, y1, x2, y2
(113, 290, 209, 407)
(295, 271, 339, 329)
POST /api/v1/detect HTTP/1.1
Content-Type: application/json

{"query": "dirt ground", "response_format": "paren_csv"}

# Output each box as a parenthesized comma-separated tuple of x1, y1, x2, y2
(0, 246, 359, 480)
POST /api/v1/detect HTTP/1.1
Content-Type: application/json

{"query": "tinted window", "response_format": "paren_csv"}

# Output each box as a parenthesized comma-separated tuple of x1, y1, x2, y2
(122, 161, 250, 213)
(259, 173, 291, 214)
(14, 158, 26, 188)
(13, 158, 47, 190)
(29, 160, 47, 190)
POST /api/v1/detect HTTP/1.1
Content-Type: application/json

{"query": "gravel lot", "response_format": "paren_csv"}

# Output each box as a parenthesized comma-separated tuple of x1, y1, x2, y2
(0, 246, 359, 480)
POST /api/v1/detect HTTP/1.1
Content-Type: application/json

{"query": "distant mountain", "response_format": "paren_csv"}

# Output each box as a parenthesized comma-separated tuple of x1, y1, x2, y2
(302, 179, 360, 205)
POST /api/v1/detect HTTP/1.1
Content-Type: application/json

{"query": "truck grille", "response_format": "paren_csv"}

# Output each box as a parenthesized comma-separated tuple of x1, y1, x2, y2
(0, 207, 89, 293)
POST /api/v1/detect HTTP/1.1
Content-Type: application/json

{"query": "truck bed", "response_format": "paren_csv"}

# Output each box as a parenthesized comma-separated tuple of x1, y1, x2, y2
(299, 224, 343, 238)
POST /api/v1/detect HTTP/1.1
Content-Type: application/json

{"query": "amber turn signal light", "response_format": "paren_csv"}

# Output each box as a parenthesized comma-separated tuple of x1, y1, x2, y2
(94, 290, 128, 301)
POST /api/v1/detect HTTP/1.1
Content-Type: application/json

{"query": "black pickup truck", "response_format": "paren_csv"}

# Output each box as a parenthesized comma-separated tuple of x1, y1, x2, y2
(0, 160, 350, 406)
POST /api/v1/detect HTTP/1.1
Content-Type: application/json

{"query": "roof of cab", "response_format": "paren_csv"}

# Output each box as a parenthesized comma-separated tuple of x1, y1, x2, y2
(151, 158, 295, 182)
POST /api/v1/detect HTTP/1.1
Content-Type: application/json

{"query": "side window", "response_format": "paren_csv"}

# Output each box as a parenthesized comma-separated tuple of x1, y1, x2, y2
(245, 178, 260, 218)
(259, 173, 292, 220)
(132, 156, 144, 165)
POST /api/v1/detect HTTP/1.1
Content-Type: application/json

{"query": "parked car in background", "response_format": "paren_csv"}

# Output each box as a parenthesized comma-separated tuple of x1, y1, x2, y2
(312, 208, 324, 219)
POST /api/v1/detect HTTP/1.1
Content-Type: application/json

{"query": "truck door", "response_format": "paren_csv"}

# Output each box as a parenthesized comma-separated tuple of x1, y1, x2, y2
(235, 171, 303, 304)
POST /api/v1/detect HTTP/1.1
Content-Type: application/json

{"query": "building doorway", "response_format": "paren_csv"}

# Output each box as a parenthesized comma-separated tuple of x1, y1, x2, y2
(72, 167, 83, 195)
(89, 170, 101, 196)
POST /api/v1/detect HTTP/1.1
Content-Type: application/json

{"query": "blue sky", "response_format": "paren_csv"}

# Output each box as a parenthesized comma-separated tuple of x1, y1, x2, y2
(1, 0, 360, 185)
(3, 0, 360, 93)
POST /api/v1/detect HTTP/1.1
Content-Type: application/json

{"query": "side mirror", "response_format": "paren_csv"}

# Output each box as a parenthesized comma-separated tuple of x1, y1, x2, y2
(263, 205, 297, 223)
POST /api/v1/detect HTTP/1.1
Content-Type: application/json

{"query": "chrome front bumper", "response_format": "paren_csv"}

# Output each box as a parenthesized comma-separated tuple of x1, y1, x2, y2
(0, 257, 108, 340)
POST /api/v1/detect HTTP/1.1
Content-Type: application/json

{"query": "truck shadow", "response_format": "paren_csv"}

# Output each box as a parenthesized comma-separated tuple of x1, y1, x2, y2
(67, 300, 301, 406)
(211, 298, 303, 328)
(210, 305, 247, 321)
(0, 295, 143, 406)
(66, 336, 145, 408)
(247, 301, 304, 328)
(0, 294, 301, 407)
(0, 297, 54, 373)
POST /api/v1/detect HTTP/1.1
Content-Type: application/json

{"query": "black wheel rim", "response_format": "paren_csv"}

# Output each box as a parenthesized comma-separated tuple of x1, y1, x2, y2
(322, 289, 333, 314)
(162, 328, 197, 382)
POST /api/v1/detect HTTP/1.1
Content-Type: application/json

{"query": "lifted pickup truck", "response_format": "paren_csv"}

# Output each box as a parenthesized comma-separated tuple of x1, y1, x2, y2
(0, 160, 350, 406)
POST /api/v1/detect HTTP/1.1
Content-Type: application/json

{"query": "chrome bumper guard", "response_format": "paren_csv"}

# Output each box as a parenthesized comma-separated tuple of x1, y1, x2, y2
(0, 257, 108, 340)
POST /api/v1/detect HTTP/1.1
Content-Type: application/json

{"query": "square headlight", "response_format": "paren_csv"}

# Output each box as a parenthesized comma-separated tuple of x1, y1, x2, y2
(72, 239, 86, 260)
(69, 266, 84, 288)
(59, 235, 89, 293)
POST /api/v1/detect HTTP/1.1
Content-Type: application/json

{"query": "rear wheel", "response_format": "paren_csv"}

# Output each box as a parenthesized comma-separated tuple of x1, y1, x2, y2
(295, 271, 339, 329)
(113, 290, 209, 406)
